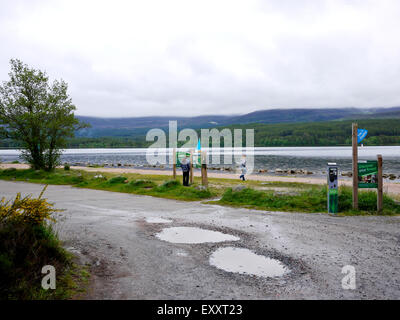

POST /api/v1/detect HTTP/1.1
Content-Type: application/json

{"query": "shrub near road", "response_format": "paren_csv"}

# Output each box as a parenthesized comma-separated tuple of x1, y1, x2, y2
(0, 186, 89, 300)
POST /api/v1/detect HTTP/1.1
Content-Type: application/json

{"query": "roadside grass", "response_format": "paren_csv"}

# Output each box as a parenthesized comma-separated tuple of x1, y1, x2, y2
(0, 168, 214, 201)
(1, 168, 399, 215)
(0, 189, 90, 300)
(214, 185, 400, 216)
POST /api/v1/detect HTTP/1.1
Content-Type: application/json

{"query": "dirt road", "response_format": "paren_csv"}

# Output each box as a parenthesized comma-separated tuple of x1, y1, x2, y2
(1, 180, 399, 299)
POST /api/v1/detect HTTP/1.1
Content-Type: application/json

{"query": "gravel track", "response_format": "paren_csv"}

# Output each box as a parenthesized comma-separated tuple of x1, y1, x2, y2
(1, 180, 399, 299)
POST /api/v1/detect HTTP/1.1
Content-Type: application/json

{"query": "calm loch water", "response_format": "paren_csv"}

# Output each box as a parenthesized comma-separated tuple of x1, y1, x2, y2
(1, 146, 400, 177)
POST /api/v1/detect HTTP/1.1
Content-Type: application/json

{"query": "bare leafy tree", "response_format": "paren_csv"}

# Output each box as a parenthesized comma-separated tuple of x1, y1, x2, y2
(0, 59, 88, 171)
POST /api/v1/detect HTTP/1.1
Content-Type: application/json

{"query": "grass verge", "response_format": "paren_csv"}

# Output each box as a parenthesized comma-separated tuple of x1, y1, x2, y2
(0, 167, 399, 215)
(214, 185, 400, 215)
(0, 168, 214, 201)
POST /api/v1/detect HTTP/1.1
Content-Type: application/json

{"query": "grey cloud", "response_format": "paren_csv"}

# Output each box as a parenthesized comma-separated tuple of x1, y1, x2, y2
(0, 0, 400, 117)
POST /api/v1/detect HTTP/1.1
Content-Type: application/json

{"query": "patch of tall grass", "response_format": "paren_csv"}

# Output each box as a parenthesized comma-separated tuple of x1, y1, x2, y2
(219, 186, 400, 215)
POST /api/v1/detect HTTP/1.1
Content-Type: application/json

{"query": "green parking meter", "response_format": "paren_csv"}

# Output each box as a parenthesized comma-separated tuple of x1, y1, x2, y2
(327, 163, 338, 214)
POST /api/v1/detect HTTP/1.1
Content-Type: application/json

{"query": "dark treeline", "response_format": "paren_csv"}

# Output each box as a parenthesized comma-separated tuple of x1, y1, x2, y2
(223, 119, 400, 147)
(1, 118, 400, 148)
(67, 137, 149, 148)
(0, 137, 149, 149)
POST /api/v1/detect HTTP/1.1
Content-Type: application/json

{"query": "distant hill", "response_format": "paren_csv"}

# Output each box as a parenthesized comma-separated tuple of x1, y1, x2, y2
(219, 118, 400, 147)
(350, 108, 400, 119)
(76, 106, 400, 137)
(2, 117, 399, 149)
(3, 107, 399, 149)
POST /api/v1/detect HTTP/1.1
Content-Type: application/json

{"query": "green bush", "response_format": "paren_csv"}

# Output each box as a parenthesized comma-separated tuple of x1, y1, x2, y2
(64, 164, 70, 171)
(339, 186, 400, 214)
(3, 167, 17, 174)
(26, 170, 48, 180)
(129, 179, 156, 188)
(174, 186, 213, 199)
(107, 176, 127, 184)
(11, 160, 20, 164)
(0, 188, 70, 299)
(0, 221, 70, 299)
(69, 174, 84, 184)
(159, 180, 180, 188)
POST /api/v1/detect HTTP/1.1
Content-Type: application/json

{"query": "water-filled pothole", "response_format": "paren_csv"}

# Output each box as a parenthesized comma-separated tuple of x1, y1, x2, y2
(210, 247, 290, 278)
(156, 227, 240, 244)
(146, 217, 173, 224)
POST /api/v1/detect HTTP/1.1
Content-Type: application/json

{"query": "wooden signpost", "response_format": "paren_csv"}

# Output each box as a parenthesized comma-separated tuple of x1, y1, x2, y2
(201, 150, 208, 187)
(352, 123, 358, 210)
(377, 154, 383, 213)
(352, 123, 383, 213)
(173, 148, 204, 187)
(172, 148, 177, 179)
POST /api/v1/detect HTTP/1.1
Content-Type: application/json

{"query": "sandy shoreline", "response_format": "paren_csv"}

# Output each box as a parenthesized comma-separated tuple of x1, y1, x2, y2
(1, 163, 400, 195)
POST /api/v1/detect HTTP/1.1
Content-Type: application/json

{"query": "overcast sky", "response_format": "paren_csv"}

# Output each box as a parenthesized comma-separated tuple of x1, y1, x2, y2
(0, 0, 400, 117)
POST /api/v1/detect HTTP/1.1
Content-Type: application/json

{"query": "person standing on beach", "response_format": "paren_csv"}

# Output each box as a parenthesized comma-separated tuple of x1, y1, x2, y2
(181, 156, 191, 186)
(239, 155, 247, 181)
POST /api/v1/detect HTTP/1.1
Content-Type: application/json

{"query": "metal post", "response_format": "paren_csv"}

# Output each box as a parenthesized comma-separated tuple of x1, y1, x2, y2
(189, 149, 194, 185)
(352, 123, 358, 210)
(327, 163, 339, 214)
(377, 154, 383, 213)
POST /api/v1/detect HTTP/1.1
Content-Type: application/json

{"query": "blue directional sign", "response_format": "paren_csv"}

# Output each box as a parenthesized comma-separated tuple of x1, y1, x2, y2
(196, 138, 201, 150)
(357, 129, 368, 144)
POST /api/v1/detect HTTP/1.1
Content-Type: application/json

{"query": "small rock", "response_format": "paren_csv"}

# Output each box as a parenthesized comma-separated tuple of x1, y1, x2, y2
(195, 185, 207, 191)
(233, 185, 247, 192)
(274, 191, 300, 196)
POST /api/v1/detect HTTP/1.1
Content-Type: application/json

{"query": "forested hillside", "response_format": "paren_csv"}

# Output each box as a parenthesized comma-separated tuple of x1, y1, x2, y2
(73, 106, 400, 138)
(1, 118, 399, 149)
(221, 119, 400, 147)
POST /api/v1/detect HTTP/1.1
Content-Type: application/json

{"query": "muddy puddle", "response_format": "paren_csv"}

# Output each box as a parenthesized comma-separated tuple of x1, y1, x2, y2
(156, 227, 240, 244)
(210, 247, 289, 278)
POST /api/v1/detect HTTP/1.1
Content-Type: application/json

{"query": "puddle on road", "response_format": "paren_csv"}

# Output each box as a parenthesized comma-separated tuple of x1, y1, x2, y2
(145, 217, 173, 224)
(210, 247, 289, 278)
(175, 249, 189, 257)
(76, 204, 136, 216)
(156, 227, 240, 244)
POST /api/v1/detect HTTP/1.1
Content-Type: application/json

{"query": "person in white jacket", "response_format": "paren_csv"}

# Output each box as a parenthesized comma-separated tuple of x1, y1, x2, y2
(239, 155, 246, 181)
